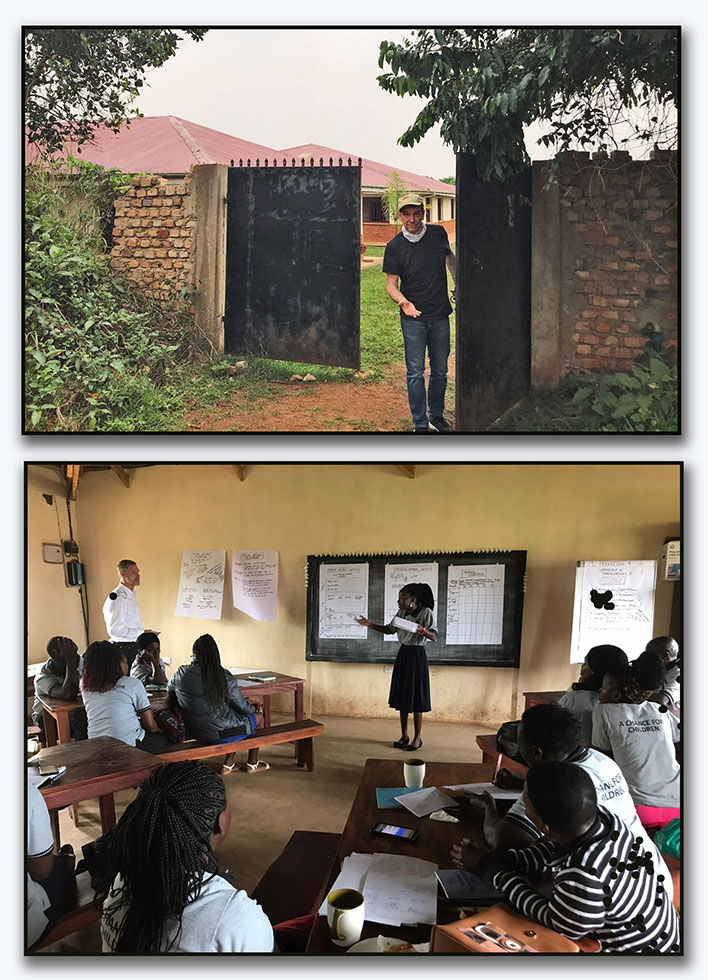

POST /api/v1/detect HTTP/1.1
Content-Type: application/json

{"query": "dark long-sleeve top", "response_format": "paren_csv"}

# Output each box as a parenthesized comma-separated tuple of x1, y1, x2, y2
(167, 663, 255, 743)
(491, 808, 680, 953)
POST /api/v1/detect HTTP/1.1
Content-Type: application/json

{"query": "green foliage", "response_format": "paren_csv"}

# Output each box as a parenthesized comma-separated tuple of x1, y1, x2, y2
(377, 29, 678, 182)
(438, 176, 456, 184)
(571, 351, 678, 432)
(25, 29, 207, 153)
(24, 163, 207, 431)
(380, 171, 408, 224)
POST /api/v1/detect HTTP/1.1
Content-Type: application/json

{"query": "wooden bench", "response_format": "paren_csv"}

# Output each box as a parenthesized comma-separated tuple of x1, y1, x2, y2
(32, 871, 102, 951)
(157, 719, 324, 770)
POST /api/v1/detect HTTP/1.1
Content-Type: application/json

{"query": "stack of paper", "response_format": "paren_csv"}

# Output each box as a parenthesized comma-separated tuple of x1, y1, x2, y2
(444, 782, 522, 800)
(394, 786, 458, 817)
(319, 852, 438, 927)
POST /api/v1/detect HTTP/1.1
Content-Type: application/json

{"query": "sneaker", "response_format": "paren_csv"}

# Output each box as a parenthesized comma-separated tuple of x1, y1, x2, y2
(414, 422, 436, 433)
(429, 417, 453, 432)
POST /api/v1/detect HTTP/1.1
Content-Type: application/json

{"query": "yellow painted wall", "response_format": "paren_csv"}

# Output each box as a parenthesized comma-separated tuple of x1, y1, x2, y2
(27, 465, 87, 663)
(26, 463, 680, 726)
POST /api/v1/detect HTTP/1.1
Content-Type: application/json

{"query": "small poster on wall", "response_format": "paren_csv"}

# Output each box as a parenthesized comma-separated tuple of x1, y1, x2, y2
(570, 560, 657, 664)
(175, 550, 225, 620)
(232, 550, 279, 622)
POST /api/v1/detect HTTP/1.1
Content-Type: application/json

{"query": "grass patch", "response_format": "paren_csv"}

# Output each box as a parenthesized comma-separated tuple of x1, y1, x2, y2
(364, 245, 386, 257)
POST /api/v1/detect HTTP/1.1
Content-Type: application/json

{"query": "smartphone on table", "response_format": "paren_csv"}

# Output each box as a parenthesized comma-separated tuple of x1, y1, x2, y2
(370, 822, 418, 841)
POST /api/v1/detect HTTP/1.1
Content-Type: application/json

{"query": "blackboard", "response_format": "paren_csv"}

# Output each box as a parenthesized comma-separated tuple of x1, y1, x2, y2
(306, 550, 526, 667)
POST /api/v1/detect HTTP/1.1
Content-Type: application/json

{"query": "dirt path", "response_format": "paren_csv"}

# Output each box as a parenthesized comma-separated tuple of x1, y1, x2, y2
(184, 363, 417, 432)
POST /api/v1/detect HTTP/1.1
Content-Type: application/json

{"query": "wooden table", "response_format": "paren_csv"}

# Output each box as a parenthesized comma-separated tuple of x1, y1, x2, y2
(476, 734, 529, 778)
(37, 690, 170, 747)
(522, 690, 566, 711)
(33, 736, 161, 846)
(306, 758, 493, 952)
(231, 672, 305, 726)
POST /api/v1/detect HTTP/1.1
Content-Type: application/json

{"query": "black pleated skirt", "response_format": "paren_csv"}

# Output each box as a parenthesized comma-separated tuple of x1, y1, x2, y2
(388, 644, 431, 713)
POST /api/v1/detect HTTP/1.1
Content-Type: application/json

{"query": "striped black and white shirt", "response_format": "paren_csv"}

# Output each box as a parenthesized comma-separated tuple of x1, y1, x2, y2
(492, 808, 681, 953)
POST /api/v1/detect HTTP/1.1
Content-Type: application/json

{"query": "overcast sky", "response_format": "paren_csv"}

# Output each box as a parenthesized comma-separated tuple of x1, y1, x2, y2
(132, 28, 549, 179)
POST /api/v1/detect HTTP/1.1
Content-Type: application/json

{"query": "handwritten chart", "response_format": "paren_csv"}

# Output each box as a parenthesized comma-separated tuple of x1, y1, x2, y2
(446, 564, 505, 645)
(174, 550, 225, 620)
(319, 563, 369, 639)
(383, 562, 439, 641)
(232, 550, 278, 622)
(570, 560, 657, 663)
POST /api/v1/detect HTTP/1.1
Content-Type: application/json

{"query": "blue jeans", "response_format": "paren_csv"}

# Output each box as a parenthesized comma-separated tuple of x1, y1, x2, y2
(400, 316, 450, 425)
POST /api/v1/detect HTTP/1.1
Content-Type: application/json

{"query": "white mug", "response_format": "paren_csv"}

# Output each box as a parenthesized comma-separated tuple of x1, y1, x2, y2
(327, 888, 365, 947)
(403, 758, 426, 788)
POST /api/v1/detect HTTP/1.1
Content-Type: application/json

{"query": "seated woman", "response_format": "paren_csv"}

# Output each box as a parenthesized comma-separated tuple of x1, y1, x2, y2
(592, 656, 680, 827)
(98, 761, 274, 952)
(558, 644, 628, 745)
(27, 782, 76, 949)
(80, 641, 169, 753)
(168, 634, 268, 773)
(130, 632, 167, 686)
(31, 636, 87, 740)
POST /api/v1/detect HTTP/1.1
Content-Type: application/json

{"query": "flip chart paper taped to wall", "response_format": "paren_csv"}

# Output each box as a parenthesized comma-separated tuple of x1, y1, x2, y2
(175, 550, 225, 620)
(569, 560, 657, 664)
(232, 550, 278, 622)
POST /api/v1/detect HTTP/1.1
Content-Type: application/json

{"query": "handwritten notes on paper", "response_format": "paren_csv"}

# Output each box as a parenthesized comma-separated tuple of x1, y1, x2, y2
(383, 562, 438, 642)
(174, 550, 225, 620)
(319, 563, 369, 639)
(446, 564, 505, 645)
(394, 786, 458, 817)
(232, 550, 278, 622)
(363, 853, 438, 927)
(570, 560, 657, 663)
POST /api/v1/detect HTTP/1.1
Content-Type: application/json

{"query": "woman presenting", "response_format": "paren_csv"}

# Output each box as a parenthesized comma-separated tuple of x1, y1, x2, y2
(356, 582, 436, 751)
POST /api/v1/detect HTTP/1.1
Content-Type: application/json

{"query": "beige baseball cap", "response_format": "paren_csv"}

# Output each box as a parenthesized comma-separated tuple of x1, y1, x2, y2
(398, 194, 425, 209)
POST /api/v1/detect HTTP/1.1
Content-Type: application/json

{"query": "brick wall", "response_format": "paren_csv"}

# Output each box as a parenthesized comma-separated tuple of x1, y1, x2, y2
(557, 150, 677, 373)
(110, 173, 196, 302)
(362, 219, 456, 246)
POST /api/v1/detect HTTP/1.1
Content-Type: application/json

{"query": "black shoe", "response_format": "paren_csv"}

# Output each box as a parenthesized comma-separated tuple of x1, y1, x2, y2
(429, 417, 453, 432)
(413, 422, 436, 433)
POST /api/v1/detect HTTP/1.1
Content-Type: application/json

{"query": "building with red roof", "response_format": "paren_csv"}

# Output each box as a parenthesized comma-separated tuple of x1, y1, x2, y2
(26, 116, 455, 243)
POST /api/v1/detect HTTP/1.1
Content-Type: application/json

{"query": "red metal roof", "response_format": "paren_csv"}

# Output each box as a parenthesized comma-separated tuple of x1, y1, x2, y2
(25, 117, 454, 192)
(280, 143, 454, 194)
(25, 116, 277, 173)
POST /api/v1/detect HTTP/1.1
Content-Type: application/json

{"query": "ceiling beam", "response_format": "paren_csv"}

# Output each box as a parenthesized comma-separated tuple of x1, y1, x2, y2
(395, 465, 416, 479)
(110, 465, 134, 489)
(233, 465, 246, 481)
(65, 464, 81, 500)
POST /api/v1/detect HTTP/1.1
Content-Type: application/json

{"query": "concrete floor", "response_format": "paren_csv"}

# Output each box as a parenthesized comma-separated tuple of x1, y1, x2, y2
(37, 713, 492, 953)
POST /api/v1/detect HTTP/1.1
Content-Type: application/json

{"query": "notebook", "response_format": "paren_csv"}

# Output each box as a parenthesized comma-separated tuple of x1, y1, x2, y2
(376, 786, 420, 808)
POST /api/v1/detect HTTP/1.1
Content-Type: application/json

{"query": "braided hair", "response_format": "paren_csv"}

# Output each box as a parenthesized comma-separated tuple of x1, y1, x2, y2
(97, 761, 227, 952)
(402, 582, 435, 612)
(192, 634, 230, 718)
(80, 641, 124, 693)
(604, 654, 666, 704)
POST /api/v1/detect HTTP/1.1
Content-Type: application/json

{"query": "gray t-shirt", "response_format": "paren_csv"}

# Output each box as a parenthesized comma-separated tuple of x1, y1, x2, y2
(101, 871, 274, 952)
(82, 675, 151, 746)
(27, 781, 54, 946)
(168, 664, 256, 743)
(504, 747, 672, 898)
(591, 701, 680, 807)
(557, 689, 600, 746)
(130, 656, 167, 685)
(387, 607, 437, 645)
(32, 657, 83, 725)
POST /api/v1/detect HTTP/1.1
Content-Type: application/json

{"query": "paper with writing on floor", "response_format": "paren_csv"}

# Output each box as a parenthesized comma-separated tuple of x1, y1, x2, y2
(363, 853, 438, 927)
(444, 782, 523, 800)
(394, 786, 458, 817)
(318, 853, 373, 915)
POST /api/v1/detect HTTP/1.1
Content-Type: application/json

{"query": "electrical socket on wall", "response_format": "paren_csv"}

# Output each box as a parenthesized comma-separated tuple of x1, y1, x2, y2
(383, 665, 393, 673)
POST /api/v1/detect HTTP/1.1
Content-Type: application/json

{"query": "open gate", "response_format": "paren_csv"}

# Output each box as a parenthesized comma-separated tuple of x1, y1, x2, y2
(455, 155, 532, 431)
(224, 159, 361, 368)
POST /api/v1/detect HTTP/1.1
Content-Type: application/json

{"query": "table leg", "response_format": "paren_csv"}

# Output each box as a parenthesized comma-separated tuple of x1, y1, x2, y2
(49, 809, 61, 850)
(56, 713, 72, 745)
(262, 695, 272, 728)
(98, 794, 117, 833)
(294, 683, 304, 721)
(42, 708, 58, 748)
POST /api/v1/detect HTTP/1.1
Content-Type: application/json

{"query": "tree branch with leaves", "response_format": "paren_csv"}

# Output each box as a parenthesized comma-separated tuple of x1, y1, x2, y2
(377, 28, 677, 182)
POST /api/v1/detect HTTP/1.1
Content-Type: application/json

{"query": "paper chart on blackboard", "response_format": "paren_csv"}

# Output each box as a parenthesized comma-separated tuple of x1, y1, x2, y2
(383, 562, 439, 641)
(446, 564, 505, 645)
(319, 562, 369, 639)
(174, 550, 225, 620)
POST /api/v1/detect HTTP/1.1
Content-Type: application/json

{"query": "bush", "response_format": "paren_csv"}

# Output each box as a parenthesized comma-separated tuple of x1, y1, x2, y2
(571, 350, 678, 432)
(24, 162, 205, 431)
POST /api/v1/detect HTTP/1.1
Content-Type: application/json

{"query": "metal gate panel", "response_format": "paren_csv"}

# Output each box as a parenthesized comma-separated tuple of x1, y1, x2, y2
(455, 155, 532, 431)
(225, 163, 361, 368)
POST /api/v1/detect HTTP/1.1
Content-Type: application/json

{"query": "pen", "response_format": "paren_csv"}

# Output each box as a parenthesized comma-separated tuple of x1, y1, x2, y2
(492, 753, 502, 786)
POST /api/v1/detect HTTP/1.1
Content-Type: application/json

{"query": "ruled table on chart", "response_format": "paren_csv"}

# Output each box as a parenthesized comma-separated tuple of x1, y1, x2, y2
(446, 564, 505, 645)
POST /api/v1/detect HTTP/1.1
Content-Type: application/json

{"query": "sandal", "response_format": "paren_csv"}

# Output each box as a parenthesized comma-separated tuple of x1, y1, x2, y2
(393, 735, 410, 749)
(405, 740, 423, 752)
(221, 762, 237, 774)
(242, 761, 271, 773)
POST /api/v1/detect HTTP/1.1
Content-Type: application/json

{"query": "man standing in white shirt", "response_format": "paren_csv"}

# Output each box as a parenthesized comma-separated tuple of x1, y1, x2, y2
(102, 559, 144, 667)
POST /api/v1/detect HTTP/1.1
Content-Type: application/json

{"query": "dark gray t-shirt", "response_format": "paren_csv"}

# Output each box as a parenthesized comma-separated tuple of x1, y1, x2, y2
(168, 663, 255, 743)
(383, 225, 452, 319)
